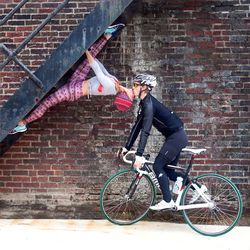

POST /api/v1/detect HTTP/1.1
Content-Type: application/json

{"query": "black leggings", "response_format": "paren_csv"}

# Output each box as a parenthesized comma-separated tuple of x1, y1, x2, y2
(153, 128, 188, 202)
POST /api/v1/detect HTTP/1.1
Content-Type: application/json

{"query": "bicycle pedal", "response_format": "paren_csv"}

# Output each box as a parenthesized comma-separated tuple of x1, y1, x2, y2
(171, 205, 178, 211)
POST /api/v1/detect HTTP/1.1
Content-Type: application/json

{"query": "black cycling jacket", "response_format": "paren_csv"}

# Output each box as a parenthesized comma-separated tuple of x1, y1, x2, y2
(125, 93, 184, 156)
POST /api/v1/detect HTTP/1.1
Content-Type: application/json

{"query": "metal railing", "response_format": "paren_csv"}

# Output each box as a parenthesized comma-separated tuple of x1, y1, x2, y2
(0, 0, 134, 152)
(0, 0, 70, 89)
(0, 0, 29, 26)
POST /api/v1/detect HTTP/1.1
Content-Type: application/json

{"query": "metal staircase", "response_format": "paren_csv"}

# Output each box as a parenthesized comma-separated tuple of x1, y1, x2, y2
(0, 0, 134, 156)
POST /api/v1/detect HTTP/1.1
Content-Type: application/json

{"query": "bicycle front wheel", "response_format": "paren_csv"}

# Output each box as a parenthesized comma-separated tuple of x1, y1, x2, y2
(100, 169, 156, 225)
(181, 173, 243, 236)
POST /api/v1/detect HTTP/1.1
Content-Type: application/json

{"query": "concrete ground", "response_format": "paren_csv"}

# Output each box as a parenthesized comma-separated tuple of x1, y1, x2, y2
(0, 219, 249, 250)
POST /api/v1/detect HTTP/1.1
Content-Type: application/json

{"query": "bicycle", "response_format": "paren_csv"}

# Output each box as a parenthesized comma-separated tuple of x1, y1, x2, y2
(100, 147, 243, 237)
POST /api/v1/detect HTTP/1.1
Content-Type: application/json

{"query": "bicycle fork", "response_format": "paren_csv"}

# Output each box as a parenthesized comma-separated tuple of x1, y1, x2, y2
(125, 173, 143, 201)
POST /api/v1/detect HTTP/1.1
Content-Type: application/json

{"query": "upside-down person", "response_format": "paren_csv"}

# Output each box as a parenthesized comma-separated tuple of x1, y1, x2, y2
(10, 24, 134, 134)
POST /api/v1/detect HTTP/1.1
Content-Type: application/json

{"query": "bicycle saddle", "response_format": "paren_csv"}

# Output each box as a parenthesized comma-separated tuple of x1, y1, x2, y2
(182, 147, 206, 154)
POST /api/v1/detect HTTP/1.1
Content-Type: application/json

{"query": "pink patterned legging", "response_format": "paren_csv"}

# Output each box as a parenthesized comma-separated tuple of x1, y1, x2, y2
(23, 36, 108, 124)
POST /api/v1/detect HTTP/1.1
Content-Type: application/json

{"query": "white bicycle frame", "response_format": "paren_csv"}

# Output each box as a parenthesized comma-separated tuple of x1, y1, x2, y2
(123, 151, 212, 211)
(174, 183, 212, 211)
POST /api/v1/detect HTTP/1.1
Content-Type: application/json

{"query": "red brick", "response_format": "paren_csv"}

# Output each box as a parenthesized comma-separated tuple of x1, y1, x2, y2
(0, 0, 249, 219)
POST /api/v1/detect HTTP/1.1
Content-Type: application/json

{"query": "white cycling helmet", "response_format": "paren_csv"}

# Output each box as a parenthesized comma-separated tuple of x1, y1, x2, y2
(133, 74, 157, 90)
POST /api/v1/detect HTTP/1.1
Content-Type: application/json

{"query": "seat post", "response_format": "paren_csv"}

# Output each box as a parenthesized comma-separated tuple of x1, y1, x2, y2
(182, 154, 195, 187)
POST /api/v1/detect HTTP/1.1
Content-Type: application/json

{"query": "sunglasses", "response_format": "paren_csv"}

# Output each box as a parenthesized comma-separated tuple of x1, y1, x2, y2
(133, 82, 140, 88)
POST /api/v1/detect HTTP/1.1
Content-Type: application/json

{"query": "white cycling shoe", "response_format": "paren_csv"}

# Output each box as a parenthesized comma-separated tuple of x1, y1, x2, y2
(150, 199, 175, 210)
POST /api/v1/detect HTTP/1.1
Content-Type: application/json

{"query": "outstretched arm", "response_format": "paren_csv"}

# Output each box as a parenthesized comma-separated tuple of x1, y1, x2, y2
(68, 36, 109, 83)
(86, 50, 95, 65)
(87, 56, 116, 94)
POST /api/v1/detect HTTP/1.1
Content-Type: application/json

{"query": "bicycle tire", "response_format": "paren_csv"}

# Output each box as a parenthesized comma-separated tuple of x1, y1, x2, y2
(181, 173, 243, 236)
(100, 169, 156, 225)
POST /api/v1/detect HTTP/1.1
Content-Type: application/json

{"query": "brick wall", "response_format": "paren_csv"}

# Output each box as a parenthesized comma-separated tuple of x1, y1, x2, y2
(0, 0, 249, 221)
(0, 0, 99, 104)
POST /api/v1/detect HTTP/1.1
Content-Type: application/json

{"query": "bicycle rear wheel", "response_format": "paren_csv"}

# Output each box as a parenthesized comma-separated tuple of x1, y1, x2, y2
(100, 169, 156, 225)
(181, 173, 243, 236)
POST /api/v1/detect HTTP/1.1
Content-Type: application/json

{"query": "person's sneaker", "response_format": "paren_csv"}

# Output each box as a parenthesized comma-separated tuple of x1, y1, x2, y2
(9, 124, 27, 134)
(149, 200, 175, 211)
(105, 23, 125, 37)
(189, 185, 209, 204)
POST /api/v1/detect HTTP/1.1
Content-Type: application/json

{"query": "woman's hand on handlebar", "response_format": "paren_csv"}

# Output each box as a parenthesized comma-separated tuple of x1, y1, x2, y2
(117, 147, 128, 159)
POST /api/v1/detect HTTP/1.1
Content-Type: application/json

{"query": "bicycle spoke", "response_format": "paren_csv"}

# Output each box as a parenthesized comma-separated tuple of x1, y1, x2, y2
(105, 200, 126, 213)
(128, 200, 144, 218)
(216, 207, 237, 224)
(103, 197, 126, 206)
(182, 174, 242, 236)
(212, 186, 234, 201)
(100, 169, 155, 225)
